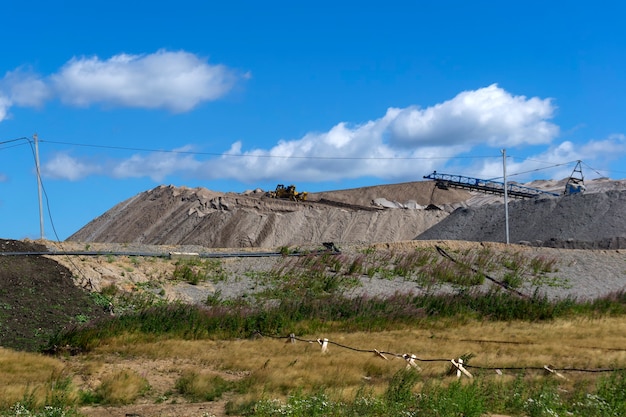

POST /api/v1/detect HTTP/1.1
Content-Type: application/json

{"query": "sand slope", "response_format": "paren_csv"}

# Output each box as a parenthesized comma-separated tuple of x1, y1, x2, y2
(68, 178, 626, 248)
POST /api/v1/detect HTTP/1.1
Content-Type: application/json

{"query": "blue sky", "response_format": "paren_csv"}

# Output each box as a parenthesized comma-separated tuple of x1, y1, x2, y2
(1, 0, 626, 241)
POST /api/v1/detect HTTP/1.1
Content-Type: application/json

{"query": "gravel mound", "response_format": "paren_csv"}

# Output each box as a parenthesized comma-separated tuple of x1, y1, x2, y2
(417, 190, 626, 249)
(67, 178, 626, 249)
(67, 182, 463, 247)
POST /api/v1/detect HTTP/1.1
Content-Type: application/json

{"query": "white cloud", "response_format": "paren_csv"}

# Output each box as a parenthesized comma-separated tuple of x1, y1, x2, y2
(471, 134, 626, 182)
(578, 134, 626, 159)
(0, 50, 241, 120)
(526, 134, 626, 179)
(1, 68, 50, 107)
(0, 94, 10, 122)
(188, 85, 560, 182)
(41, 85, 626, 184)
(50, 50, 239, 112)
(386, 84, 558, 147)
(41, 153, 102, 180)
(111, 147, 201, 181)
(0, 68, 51, 120)
(43, 147, 202, 182)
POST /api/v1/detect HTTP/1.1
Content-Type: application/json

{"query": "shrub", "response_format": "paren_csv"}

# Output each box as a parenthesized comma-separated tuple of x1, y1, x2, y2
(176, 371, 232, 401)
(92, 370, 150, 405)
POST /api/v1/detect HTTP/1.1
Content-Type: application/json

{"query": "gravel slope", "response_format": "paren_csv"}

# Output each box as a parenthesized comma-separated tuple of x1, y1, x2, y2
(67, 182, 466, 247)
(68, 178, 626, 250)
(417, 190, 626, 249)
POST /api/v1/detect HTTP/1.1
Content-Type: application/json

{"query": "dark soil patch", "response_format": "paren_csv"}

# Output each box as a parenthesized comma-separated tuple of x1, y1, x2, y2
(0, 239, 109, 352)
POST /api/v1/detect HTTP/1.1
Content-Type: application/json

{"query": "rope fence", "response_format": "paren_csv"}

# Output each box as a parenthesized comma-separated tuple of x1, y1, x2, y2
(255, 331, 626, 380)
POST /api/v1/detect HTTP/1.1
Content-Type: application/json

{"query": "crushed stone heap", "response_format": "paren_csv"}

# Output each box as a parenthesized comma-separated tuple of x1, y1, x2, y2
(416, 189, 626, 249)
(68, 182, 466, 247)
(68, 179, 626, 249)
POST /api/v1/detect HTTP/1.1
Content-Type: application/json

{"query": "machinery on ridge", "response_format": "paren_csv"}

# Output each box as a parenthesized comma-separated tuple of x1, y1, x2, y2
(267, 184, 308, 201)
(564, 161, 586, 195)
(424, 161, 587, 199)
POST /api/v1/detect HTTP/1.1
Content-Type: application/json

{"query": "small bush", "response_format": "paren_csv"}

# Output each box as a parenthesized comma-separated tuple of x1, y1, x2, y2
(172, 259, 226, 285)
(384, 368, 420, 406)
(92, 370, 150, 405)
(176, 371, 232, 402)
(417, 380, 486, 417)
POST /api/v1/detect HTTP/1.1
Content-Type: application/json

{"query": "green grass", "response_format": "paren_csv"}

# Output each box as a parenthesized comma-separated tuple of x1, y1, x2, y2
(172, 258, 226, 285)
(45, 287, 626, 355)
(175, 371, 233, 401)
(245, 370, 626, 417)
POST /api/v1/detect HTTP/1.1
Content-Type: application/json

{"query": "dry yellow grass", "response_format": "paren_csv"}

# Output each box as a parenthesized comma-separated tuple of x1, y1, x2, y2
(0, 347, 72, 407)
(59, 315, 626, 405)
(3, 316, 625, 410)
(95, 369, 150, 405)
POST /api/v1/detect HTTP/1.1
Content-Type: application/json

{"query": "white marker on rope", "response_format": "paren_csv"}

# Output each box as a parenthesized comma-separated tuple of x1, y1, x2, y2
(544, 365, 567, 380)
(451, 358, 473, 379)
(402, 354, 421, 371)
(374, 349, 388, 360)
(317, 338, 329, 353)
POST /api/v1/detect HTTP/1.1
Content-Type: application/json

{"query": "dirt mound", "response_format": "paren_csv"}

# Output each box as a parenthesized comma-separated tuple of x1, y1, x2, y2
(68, 178, 626, 248)
(309, 180, 470, 207)
(68, 182, 467, 247)
(0, 239, 109, 351)
(417, 189, 626, 249)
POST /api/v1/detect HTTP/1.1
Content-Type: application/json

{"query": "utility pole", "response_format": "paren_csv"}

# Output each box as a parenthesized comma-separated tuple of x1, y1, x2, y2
(34, 133, 44, 240)
(502, 149, 510, 244)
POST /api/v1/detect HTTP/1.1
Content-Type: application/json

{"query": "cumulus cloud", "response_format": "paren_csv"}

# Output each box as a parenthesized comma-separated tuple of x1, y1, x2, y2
(42, 147, 202, 182)
(40, 85, 571, 182)
(526, 134, 626, 179)
(50, 50, 238, 112)
(386, 84, 558, 147)
(0, 95, 9, 122)
(189, 85, 561, 182)
(42, 85, 625, 184)
(472, 133, 626, 182)
(0, 68, 51, 107)
(0, 50, 241, 119)
(111, 146, 201, 181)
(41, 153, 102, 180)
(0, 68, 50, 121)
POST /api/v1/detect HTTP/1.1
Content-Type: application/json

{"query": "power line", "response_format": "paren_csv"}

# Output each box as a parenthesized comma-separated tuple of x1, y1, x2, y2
(488, 159, 581, 181)
(0, 136, 32, 151)
(40, 139, 499, 161)
(7, 136, 624, 179)
(37, 139, 626, 177)
(23, 138, 94, 286)
(0, 136, 30, 145)
(581, 161, 610, 177)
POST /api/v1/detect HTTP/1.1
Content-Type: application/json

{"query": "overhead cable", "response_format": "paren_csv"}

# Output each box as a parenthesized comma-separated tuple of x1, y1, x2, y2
(40, 139, 497, 161)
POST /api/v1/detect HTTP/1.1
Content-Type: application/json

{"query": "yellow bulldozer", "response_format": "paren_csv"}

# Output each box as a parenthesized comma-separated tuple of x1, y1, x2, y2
(267, 184, 308, 201)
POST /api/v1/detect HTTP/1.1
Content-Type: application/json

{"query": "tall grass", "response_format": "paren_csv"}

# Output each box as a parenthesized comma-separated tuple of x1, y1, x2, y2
(175, 371, 232, 401)
(0, 349, 77, 410)
(247, 370, 626, 417)
(80, 369, 150, 405)
(46, 288, 626, 354)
